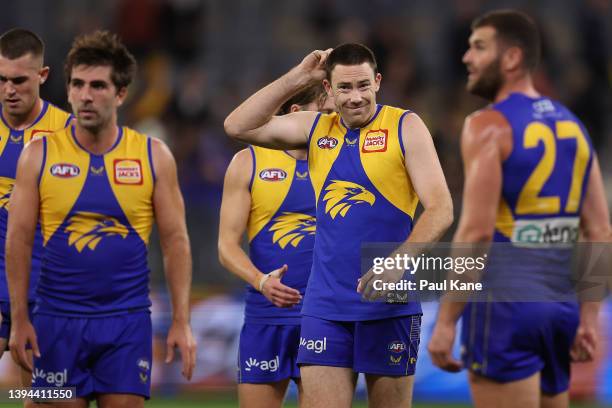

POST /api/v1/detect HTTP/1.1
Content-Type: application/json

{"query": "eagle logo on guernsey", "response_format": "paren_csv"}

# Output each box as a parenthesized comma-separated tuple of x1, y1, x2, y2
(65, 212, 129, 252)
(269, 212, 316, 249)
(362, 129, 388, 153)
(0, 185, 13, 210)
(322, 180, 375, 219)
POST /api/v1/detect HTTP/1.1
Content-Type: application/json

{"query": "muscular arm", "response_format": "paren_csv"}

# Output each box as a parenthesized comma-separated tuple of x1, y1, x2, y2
(224, 50, 329, 149)
(571, 155, 611, 361)
(218, 149, 301, 307)
(402, 113, 454, 245)
(429, 110, 511, 371)
(151, 138, 196, 379)
(6, 138, 44, 369)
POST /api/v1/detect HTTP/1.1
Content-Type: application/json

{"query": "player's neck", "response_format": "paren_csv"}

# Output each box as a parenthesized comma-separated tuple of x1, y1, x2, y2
(494, 75, 539, 103)
(285, 149, 307, 160)
(74, 121, 120, 155)
(4, 98, 43, 130)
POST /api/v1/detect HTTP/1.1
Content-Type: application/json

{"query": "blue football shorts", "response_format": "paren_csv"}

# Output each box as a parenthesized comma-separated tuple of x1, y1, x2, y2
(238, 323, 301, 383)
(297, 314, 421, 376)
(31, 311, 152, 399)
(461, 301, 579, 394)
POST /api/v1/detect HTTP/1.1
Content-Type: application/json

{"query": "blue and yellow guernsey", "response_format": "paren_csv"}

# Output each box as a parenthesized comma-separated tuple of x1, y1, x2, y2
(245, 146, 315, 325)
(302, 104, 421, 321)
(37, 125, 155, 316)
(0, 101, 71, 301)
(493, 94, 592, 245)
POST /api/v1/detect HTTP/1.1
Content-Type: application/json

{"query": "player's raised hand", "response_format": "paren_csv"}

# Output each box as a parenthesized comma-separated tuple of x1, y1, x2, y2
(428, 321, 463, 372)
(165, 321, 197, 380)
(9, 318, 39, 372)
(298, 49, 333, 82)
(260, 264, 302, 308)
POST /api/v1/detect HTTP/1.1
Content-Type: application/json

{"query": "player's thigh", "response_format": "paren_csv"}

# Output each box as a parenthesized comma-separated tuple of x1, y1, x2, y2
(469, 371, 540, 408)
(300, 365, 356, 408)
(365, 374, 414, 408)
(295, 378, 304, 407)
(541, 391, 569, 408)
(238, 379, 290, 408)
(97, 393, 144, 408)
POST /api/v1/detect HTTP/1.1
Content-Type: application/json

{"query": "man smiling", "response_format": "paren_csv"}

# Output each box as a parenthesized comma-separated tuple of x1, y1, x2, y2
(225, 43, 453, 408)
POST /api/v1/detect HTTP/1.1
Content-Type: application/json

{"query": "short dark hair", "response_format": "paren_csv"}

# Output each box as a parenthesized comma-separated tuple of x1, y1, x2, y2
(0, 28, 44, 60)
(279, 83, 328, 115)
(64, 30, 136, 90)
(472, 9, 540, 71)
(325, 43, 377, 79)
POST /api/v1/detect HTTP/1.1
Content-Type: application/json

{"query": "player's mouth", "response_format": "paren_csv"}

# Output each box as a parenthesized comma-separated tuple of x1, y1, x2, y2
(78, 109, 97, 118)
(5, 98, 20, 107)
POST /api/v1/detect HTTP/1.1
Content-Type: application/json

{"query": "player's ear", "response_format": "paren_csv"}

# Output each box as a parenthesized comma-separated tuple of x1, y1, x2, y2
(39, 66, 50, 84)
(374, 72, 382, 92)
(323, 79, 333, 97)
(502, 46, 522, 72)
(289, 104, 301, 113)
(116, 86, 128, 106)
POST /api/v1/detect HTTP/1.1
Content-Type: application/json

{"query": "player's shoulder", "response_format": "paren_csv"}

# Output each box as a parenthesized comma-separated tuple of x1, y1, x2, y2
(42, 100, 72, 127)
(462, 108, 512, 151)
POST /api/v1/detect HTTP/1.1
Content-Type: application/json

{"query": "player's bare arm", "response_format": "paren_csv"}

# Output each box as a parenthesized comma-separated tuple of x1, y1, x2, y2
(224, 49, 331, 149)
(218, 149, 302, 308)
(358, 113, 454, 297)
(570, 156, 611, 363)
(6, 138, 44, 371)
(151, 138, 197, 381)
(428, 109, 511, 372)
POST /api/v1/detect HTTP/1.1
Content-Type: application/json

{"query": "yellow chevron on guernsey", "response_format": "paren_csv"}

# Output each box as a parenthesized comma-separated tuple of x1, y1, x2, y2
(269, 212, 316, 249)
(322, 180, 375, 219)
(65, 211, 129, 252)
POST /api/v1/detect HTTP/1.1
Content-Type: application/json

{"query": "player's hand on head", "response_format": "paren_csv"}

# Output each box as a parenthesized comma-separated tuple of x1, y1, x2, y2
(299, 49, 332, 82)
(428, 321, 463, 372)
(8, 319, 39, 372)
(570, 323, 598, 363)
(165, 321, 197, 381)
(259, 264, 302, 308)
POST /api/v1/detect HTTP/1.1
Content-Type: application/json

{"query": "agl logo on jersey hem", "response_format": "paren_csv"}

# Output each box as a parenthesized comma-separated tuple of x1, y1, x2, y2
(50, 163, 80, 178)
(259, 168, 287, 181)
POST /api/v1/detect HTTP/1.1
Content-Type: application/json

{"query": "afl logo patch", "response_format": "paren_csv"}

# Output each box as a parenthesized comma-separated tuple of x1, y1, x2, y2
(259, 168, 287, 182)
(362, 129, 388, 153)
(50, 163, 80, 178)
(388, 341, 406, 353)
(317, 136, 338, 149)
(114, 159, 143, 185)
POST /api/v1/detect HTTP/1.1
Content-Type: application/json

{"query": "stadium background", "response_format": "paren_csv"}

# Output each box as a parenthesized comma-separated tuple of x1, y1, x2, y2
(0, 0, 611, 406)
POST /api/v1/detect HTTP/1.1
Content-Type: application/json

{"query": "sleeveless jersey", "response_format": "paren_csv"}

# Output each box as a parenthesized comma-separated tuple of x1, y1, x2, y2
(488, 93, 593, 293)
(245, 147, 315, 324)
(37, 125, 155, 316)
(0, 100, 71, 301)
(302, 104, 422, 321)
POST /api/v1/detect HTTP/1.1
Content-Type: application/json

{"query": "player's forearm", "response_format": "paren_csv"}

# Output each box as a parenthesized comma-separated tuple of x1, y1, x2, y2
(163, 236, 192, 323)
(6, 236, 33, 321)
(436, 300, 467, 326)
(405, 202, 453, 247)
(218, 240, 263, 289)
(224, 66, 310, 140)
